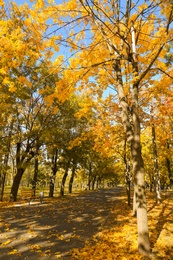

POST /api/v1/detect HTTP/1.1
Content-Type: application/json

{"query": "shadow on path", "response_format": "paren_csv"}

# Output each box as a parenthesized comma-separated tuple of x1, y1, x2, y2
(0, 187, 125, 260)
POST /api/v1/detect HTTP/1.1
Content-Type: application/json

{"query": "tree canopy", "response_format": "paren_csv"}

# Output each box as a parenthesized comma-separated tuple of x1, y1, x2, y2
(0, 0, 173, 257)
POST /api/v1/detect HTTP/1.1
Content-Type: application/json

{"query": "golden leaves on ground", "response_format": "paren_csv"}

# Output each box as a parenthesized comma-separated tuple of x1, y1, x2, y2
(148, 192, 173, 259)
(0, 191, 173, 259)
(71, 191, 173, 260)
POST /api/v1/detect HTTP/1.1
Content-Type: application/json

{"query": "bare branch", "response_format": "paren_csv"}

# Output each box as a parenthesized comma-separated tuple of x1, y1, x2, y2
(151, 67, 173, 79)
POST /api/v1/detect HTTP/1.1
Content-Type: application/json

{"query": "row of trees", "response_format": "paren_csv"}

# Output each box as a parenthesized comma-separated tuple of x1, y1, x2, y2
(0, 0, 173, 257)
(0, 81, 120, 201)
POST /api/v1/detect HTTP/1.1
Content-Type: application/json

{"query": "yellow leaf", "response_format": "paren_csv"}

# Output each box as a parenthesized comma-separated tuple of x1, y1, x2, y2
(8, 83, 16, 92)
(0, 0, 4, 6)
(8, 249, 18, 255)
(1, 239, 12, 246)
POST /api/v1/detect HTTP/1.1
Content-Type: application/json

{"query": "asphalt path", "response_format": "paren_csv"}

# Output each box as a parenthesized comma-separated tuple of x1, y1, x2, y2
(0, 187, 125, 260)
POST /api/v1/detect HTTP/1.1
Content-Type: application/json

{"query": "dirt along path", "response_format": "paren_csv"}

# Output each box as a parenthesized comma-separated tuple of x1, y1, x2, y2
(0, 187, 125, 260)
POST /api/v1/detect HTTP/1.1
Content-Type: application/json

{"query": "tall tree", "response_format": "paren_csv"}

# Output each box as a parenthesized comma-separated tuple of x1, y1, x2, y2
(150, 105, 161, 203)
(37, 0, 172, 255)
(1, 0, 173, 255)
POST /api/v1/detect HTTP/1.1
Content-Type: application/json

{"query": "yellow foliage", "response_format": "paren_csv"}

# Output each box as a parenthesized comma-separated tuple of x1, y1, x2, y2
(0, 67, 7, 76)
(1, 239, 12, 246)
(0, 0, 4, 6)
(67, 0, 78, 10)
(8, 83, 17, 93)
(35, 0, 44, 9)
(8, 249, 18, 255)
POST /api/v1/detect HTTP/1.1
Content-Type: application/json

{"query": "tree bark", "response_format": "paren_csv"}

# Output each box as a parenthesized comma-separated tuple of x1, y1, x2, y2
(10, 167, 25, 201)
(114, 58, 150, 255)
(92, 174, 96, 190)
(96, 176, 101, 188)
(10, 141, 35, 201)
(68, 161, 77, 194)
(49, 149, 58, 197)
(131, 82, 150, 255)
(60, 160, 70, 196)
(132, 131, 150, 255)
(32, 156, 38, 197)
(0, 169, 6, 202)
(87, 161, 92, 190)
(151, 119, 161, 203)
(166, 141, 173, 189)
(32, 139, 39, 197)
(0, 155, 8, 201)
(0, 122, 13, 201)
(124, 139, 131, 206)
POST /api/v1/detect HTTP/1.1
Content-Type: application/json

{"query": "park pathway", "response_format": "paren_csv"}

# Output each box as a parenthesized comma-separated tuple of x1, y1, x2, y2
(0, 187, 125, 260)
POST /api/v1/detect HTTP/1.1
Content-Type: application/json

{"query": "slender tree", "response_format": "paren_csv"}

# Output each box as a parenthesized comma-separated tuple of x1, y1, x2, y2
(151, 105, 161, 203)
(49, 148, 59, 197)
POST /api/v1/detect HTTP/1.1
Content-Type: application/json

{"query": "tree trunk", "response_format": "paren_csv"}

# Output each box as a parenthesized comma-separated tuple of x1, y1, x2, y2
(92, 174, 96, 190)
(166, 141, 173, 189)
(149, 174, 153, 192)
(10, 168, 25, 201)
(69, 161, 77, 194)
(32, 156, 38, 197)
(0, 169, 6, 202)
(132, 140, 150, 255)
(96, 176, 101, 189)
(10, 141, 34, 201)
(87, 179, 91, 190)
(87, 161, 92, 190)
(49, 174, 56, 197)
(0, 123, 13, 201)
(124, 139, 131, 206)
(0, 155, 8, 201)
(60, 160, 70, 196)
(32, 140, 39, 197)
(10, 142, 23, 201)
(151, 108, 161, 203)
(49, 149, 58, 197)
(166, 157, 173, 189)
(114, 58, 150, 255)
(126, 171, 131, 206)
(131, 84, 150, 255)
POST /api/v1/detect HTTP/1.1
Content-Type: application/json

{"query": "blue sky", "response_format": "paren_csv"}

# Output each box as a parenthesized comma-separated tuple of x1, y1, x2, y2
(6, 0, 31, 5)
(6, 0, 62, 5)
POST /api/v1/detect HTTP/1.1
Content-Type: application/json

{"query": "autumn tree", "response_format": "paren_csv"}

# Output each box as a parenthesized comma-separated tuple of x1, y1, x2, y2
(0, 121, 13, 201)
(34, 0, 172, 255)
(44, 95, 87, 197)
(151, 74, 173, 190)
(1, 0, 173, 256)
(0, 1, 73, 201)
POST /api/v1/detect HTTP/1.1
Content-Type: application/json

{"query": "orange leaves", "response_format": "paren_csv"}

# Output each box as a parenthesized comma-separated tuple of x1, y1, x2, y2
(1, 189, 173, 260)
(147, 193, 173, 259)
(34, 0, 45, 9)
(0, 0, 4, 7)
(67, 0, 78, 10)
(71, 204, 138, 259)
(18, 76, 32, 88)
(8, 249, 19, 255)
(1, 239, 12, 246)
(137, 2, 148, 12)
(0, 1, 73, 120)
(8, 83, 17, 93)
(70, 191, 173, 260)
(55, 78, 73, 102)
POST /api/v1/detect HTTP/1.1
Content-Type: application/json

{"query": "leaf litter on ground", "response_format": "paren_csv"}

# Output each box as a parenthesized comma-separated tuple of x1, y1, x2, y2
(0, 189, 173, 260)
